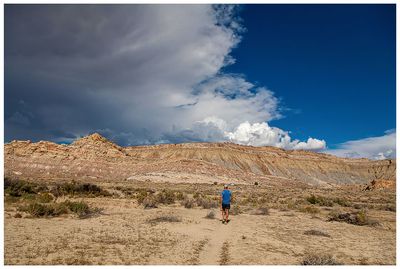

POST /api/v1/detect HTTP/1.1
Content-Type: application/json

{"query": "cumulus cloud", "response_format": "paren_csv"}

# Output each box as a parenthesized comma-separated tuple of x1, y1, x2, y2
(324, 130, 396, 160)
(225, 121, 326, 150)
(163, 117, 326, 151)
(5, 4, 327, 152)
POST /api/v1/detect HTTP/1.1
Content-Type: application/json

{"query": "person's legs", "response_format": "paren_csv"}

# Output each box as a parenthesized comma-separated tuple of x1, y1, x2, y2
(225, 209, 229, 222)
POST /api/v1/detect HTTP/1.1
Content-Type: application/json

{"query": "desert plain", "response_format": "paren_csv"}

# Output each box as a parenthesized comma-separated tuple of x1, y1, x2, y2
(4, 134, 396, 265)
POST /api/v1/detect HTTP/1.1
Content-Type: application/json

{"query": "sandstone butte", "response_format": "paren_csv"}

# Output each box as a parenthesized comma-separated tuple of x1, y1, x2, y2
(4, 133, 396, 189)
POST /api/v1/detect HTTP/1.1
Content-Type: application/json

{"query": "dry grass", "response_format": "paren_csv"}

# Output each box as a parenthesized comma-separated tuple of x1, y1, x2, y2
(301, 252, 341, 265)
(327, 210, 380, 226)
(251, 207, 269, 215)
(181, 198, 195, 208)
(147, 215, 182, 225)
(303, 229, 331, 238)
(299, 205, 320, 215)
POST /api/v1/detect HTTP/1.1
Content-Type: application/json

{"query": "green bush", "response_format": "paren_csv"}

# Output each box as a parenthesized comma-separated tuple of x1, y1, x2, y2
(65, 201, 90, 217)
(37, 193, 54, 203)
(51, 181, 110, 197)
(18, 200, 94, 218)
(20, 202, 60, 217)
(306, 194, 333, 207)
(5, 178, 47, 197)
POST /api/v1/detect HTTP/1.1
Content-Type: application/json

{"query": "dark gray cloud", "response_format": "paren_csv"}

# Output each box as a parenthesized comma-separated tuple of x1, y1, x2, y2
(5, 4, 326, 151)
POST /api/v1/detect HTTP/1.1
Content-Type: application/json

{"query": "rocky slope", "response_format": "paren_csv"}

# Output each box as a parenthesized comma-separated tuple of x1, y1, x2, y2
(4, 133, 396, 187)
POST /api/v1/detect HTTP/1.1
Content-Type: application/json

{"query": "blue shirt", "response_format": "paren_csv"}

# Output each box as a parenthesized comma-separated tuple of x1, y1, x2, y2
(221, 189, 231, 204)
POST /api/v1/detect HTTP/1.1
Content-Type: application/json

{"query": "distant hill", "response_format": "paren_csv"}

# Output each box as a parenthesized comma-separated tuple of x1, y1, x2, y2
(4, 133, 396, 187)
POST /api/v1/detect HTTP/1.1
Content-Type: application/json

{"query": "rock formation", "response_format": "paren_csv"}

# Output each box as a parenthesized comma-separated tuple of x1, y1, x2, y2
(4, 133, 396, 187)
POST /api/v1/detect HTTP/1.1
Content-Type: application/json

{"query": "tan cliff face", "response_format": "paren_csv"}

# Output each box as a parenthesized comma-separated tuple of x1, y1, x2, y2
(4, 133, 396, 187)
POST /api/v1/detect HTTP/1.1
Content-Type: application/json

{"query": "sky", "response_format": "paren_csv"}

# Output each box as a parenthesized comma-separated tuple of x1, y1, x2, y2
(4, 4, 396, 160)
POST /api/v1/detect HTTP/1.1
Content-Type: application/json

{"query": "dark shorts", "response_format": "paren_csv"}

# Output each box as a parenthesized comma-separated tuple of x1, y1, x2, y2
(222, 203, 230, 210)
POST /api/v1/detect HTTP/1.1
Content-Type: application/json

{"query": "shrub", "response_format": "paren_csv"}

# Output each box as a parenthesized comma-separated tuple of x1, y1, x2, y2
(306, 194, 333, 207)
(300, 206, 320, 215)
(14, 213, 22, 218)
(21, 193, 37, 201)
(20, 202, 57, 217)
(303, 229, 331, 238)
(156, 189, 176, 204)
(5, 178, 47, 197)
(142, 196, 158, 209)
(328, 209, 379, 226)
(37, 192, 54, 203)
(254, 182, 259, 186)
(53, 202, 69, 216)
(18, 200, 95, 218)
(197, 197, 218, 209)
(378, 203, 396, 212)
(175, 191, 184, 200)
(5, 195, 20, 204)
(181, 198, 195, 209)
(205, 210, 216, 219)
(302, 252, 341, 265)
(332, 197, 350, 207)
(135, 189, 149, 203)
(51, 181, 110, 197)
(353, 203, 366, 210)
(213, 182, 218, 185)
(231, 205, 242, 215)
(65, 201, 90, 217)
(193, 192, 201, 199)
(306, 194, 318, 204)
(252, 207, 269, 215)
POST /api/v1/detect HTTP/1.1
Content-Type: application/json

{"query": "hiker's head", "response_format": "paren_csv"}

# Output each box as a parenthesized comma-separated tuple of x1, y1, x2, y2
(224, 184, 228, 189)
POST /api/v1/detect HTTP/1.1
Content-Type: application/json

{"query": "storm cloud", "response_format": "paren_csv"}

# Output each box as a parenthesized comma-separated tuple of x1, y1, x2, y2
(5, 4, 325, 151)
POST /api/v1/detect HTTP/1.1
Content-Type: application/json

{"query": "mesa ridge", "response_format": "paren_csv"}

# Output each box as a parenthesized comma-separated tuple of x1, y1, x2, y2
(4, 133, 395, 187)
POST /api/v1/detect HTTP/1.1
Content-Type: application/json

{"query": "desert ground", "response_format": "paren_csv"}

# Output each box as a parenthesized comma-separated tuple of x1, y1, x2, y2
(4, 179, 396, 265)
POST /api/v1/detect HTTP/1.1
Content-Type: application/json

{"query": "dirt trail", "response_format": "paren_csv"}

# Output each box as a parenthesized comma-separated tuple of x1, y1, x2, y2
(198, 220, 233, 264)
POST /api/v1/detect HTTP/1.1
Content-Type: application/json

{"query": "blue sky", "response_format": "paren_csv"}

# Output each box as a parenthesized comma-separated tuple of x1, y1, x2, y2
(225, 4, 396, 146)
(5, 4, 396, 159)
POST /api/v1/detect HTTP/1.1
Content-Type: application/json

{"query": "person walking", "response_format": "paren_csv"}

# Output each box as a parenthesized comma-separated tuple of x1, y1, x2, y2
(220, 184, 232, 224)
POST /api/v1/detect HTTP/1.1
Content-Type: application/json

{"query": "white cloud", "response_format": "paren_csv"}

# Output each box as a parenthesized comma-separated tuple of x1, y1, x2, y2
(164, 118, 326, 151)
(325, 130, 396, 160)
(225, 121, 326, 150)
